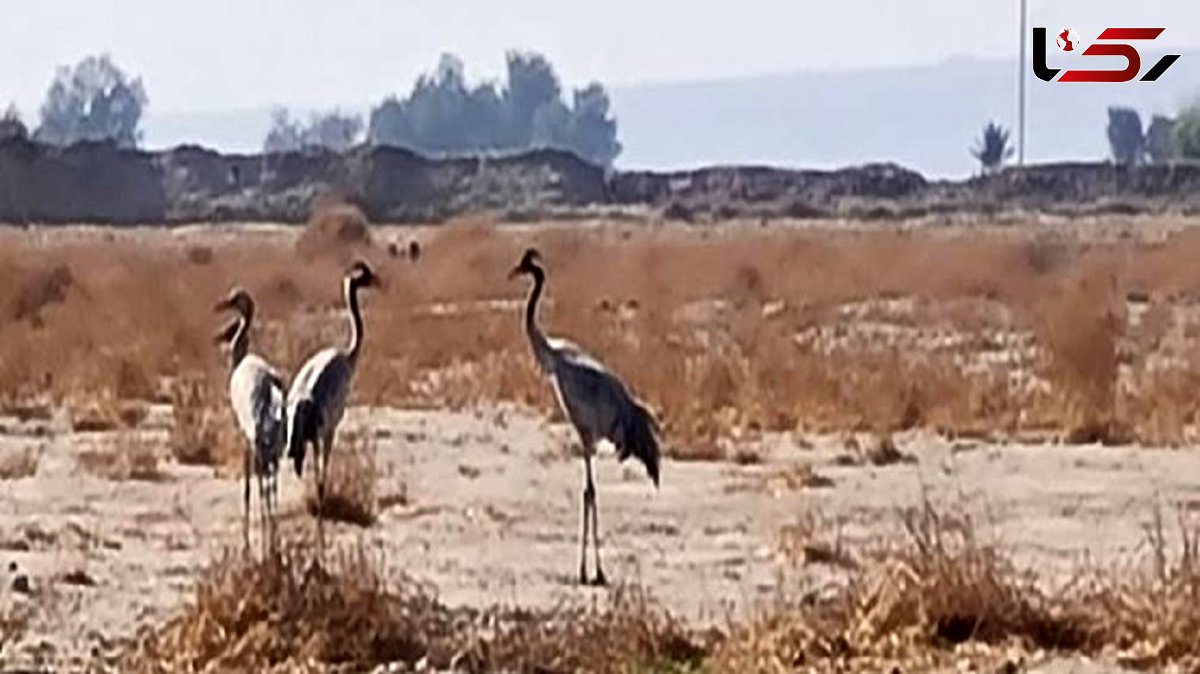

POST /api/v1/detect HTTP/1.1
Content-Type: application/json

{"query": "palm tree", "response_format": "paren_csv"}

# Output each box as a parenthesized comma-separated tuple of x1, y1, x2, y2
(971, 122, 1015, 174)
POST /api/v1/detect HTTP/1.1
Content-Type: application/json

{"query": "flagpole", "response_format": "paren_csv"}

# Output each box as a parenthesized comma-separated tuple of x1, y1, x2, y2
(1018, 0, 1027, 165)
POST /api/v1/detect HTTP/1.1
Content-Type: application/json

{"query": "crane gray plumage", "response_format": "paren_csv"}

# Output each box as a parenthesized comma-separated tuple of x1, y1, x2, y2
(214, 288, 286, 551)
(510, 248, 660, 586)
(285, 260, 380, 545)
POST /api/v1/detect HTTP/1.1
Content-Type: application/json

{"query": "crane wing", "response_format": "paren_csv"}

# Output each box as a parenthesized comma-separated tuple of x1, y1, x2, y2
(549, 341, 661, 486)
(229, 354, 288, 471)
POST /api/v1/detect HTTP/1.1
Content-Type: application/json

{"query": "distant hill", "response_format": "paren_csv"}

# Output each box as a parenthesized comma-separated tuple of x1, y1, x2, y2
(143, 53, 1200, 178)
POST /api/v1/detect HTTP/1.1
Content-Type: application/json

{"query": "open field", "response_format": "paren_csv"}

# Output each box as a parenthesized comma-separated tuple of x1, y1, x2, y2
(3, 214, 1200, 670)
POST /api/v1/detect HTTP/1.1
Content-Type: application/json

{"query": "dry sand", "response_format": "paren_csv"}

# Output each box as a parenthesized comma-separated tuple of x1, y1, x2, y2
(0, 402, 1194, 671)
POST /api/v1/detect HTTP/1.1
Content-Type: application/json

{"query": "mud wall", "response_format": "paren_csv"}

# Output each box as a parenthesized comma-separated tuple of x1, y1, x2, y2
(0, 137, 1198, 225)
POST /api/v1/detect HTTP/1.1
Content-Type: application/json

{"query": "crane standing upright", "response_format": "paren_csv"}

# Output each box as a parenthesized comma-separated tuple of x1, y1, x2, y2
(214, 288, 286, 551)
(285, 260, 381, 546)
(509, 248, 661, 586)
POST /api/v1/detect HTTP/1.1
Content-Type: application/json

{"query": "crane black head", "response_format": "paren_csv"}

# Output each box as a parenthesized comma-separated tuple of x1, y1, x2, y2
(508, 248, 543, 280)
(213, 319, 241, 345)
(214, 287, 254, 318)
(347, 260, 381, 289)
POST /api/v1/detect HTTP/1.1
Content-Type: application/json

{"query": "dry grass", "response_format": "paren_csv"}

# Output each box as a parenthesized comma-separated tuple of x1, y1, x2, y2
(124, 497, 1200, 672)
(125, 543, 706, 673)
(3, 218, 1200, 454)
(295, 199, 372, 262)
(714, 498, 1200, 672)
(77, 433, 168, 482)
(304, 430, 379, 527)
(168, 378, 241, 470)
(0, 445, 41, 480)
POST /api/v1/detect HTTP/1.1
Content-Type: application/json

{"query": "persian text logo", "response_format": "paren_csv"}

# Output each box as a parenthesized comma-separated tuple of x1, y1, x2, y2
(1033, 27, 1180, 83)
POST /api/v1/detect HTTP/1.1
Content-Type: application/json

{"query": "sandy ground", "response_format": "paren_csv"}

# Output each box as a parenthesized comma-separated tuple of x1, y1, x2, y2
(1, 403, 1198, 671)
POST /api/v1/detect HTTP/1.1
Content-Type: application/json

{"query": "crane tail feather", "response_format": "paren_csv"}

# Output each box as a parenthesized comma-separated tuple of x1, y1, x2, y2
(617, 401, 661, 487)
(287, 398, 316, 477)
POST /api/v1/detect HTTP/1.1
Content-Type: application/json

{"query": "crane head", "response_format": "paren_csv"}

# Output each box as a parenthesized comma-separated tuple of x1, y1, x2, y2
(508, 248, 543, 279)
(214, 287, 254, 317)
(348, 260, 381, 289)
(213, 318, 240, 345)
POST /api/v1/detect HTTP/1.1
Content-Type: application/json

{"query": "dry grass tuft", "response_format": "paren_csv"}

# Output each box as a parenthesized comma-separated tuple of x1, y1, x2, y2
(168, 379, 241, 469)
(77, 433, 168, 482)
(1082, 504, 1200, 669)
(126, 543, 708, 673)
(0, 445, 41, 480)
(8, 263, 76, 328)
(70, 399, 149, 433)
(305, 431, 379, 527)
(718, 501, 1098, 671)
(126, 544, 452, 672)
(296, 199, 372, 262)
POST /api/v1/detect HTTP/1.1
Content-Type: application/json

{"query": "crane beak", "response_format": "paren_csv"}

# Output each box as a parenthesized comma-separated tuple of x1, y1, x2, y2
(213, 319, 239, 344)
(507, 266, 523, 280)
(213, 298, 233, 313)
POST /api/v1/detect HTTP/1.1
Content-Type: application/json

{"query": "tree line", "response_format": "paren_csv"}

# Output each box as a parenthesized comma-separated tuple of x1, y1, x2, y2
(1, 51, 623, 168)
(970, 103, 1200, 174)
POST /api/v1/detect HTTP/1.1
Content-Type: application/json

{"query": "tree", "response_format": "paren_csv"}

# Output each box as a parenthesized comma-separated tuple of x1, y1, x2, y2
(263, 109, 304, 153)
(1175, 105, 1200, 160)
(263, 109, 363, 153)
(367, 50, 622, 166)
(0, 104, 27, 141)
(563, 84, 621, 167)
(1145, 115, 1177, 163)
(971, 121, 1014, 174)
(1107, 107, 1145, 166)
(35, 54, 147, 148)
(504, 52, 562, 146)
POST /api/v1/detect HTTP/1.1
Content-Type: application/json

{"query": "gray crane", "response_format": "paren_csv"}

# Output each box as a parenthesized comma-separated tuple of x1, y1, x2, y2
(286, 261, 380, 544)
(509, 248, 661, 585)
(214, 288, 286, 551)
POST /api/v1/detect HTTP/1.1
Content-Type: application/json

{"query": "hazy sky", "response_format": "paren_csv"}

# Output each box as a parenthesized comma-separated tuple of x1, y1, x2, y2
(3, 0, 1199, 115)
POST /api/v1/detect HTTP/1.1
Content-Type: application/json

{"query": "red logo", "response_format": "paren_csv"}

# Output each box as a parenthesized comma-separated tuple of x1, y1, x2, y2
(1056, 28, 1079, 52)
(1033, 27, 1180, 83)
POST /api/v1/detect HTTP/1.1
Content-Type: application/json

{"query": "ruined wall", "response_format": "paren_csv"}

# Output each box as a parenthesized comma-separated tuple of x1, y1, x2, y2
(0, 138, 1197, 225)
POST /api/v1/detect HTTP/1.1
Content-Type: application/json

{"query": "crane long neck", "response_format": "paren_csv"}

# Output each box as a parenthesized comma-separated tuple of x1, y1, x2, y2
(229, 314, 250, 369)
(345, 276, 364, 362)
(524, 266, 553, 369)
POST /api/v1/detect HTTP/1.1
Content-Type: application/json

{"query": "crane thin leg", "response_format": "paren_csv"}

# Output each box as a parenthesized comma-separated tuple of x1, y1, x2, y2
(257, 472, 267, 557)
(242, 450, 251, 552)
(314, 439, 325, 552)
(579, 455, 592, 584)
(589, 464, 606, 587)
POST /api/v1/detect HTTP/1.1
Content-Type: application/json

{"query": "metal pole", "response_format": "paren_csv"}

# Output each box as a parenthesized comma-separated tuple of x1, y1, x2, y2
(1018, 0, 1027, 165)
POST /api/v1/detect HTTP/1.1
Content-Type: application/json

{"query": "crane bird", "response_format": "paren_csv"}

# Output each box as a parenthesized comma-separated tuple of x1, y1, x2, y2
(286, 260, 380, 543)
(509, 248, 661, 586)
(214, 288, 287, 551)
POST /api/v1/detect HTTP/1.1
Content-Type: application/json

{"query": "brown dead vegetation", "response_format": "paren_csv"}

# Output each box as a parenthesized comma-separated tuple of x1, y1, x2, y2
(126, 543, 703, 673)
(295, 199, 372, 262)
(304, 430, 379, 527)
(0, 445, 41, 480)
(125, 498, 1200, 673)
(168, 378, 241, 470)
(2, 218, 1200, 456)
(77, 433, 168, 482)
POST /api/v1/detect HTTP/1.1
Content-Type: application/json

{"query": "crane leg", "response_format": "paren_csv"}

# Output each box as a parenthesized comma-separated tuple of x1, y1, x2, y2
(585, 453, 606, 586)
(314, 439, 325, 551)
(257, 472, 268, 557)
(267, 472, 277, 552)
(579, 457, 590, 585)
(242, 450, 251, 553)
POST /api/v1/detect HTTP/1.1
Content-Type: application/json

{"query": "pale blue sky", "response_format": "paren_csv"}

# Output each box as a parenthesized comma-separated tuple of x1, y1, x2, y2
(2, 0, 1199, 115)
